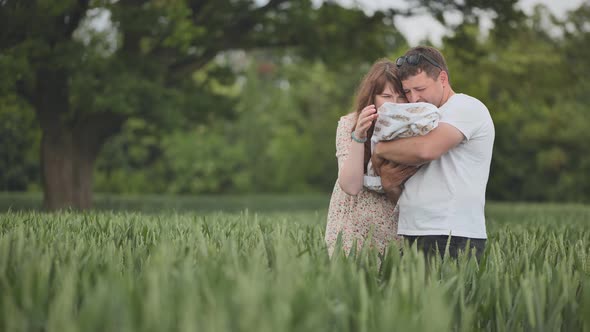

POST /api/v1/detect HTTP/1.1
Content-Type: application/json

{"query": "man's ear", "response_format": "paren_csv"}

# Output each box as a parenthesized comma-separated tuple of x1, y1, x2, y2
(438, 70, 449, 87)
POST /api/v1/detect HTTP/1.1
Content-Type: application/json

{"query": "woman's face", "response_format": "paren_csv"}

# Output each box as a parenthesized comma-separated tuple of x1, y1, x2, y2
(374, 82, 407, 109)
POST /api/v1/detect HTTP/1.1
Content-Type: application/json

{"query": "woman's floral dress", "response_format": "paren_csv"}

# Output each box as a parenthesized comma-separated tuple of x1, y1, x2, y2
(325, 113, 400, 257)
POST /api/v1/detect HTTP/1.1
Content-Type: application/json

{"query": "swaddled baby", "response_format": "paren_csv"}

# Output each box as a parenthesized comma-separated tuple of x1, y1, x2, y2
(364, 102, 441, 193)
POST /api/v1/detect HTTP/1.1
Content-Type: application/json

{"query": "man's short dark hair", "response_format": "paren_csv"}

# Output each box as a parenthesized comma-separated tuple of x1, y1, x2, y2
(397, 46, 449, 83)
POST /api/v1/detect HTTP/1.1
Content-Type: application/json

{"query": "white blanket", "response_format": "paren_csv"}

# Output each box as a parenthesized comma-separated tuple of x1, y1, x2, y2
(364, 102, 441, 192)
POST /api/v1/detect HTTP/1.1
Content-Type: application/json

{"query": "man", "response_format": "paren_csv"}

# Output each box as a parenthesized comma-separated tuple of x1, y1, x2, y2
(373, 46, 495, 259)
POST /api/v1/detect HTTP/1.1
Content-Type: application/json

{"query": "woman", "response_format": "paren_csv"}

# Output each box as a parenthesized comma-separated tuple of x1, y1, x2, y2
(325, 59, 418, 257)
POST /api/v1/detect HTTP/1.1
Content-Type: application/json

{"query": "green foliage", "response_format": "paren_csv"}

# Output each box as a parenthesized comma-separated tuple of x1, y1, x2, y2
(214, 58, 363, 192)
(93, 118, 166, 194)
(0, 202, 589, 330)
(92, 57, 368, 194)
(160, 126, 251, 193)
(232, 60, 358, 192)
(0, 95, 39, 191)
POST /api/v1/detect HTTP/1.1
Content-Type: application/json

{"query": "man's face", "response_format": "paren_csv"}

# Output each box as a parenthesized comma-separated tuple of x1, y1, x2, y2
(401, 70, 444, 106)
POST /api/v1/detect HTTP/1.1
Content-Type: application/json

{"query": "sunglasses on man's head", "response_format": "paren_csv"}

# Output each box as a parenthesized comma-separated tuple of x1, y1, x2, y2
(396, 54, 442, 70)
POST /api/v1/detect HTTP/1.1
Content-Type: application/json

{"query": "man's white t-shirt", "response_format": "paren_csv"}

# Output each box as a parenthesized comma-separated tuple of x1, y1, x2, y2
(397, 93, 495, 239)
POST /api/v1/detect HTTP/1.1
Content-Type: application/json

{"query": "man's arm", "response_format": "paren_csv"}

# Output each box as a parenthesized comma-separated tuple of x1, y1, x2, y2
(374, 123, 464, 166)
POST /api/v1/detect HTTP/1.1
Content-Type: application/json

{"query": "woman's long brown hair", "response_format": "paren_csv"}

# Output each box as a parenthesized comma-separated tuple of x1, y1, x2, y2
(351, 59, 405, 173)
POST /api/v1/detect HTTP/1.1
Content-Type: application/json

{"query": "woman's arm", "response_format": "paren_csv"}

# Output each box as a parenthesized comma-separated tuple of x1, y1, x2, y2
(338, 135, 366, 196)
(337, 106, 378, 196)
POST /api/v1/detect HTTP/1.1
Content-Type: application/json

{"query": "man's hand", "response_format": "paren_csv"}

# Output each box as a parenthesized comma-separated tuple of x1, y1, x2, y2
(371, 151, 387, 176)
(379, 162, 418, 189)
(378, 162, 419, 204)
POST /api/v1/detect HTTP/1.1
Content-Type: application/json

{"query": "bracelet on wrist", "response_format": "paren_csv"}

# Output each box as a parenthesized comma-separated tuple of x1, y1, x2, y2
(351, 131, 367, 143)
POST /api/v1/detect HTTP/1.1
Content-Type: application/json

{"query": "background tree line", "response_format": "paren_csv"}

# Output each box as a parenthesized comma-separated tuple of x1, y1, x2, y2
(1, 0, 589, 209)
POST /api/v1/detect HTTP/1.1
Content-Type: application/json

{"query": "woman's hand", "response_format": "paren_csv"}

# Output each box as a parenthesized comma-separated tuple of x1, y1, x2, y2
(354, 105, 378, 140)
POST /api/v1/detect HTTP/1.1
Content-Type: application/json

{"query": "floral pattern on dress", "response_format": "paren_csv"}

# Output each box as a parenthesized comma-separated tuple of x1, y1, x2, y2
(325, 113, 400, 257)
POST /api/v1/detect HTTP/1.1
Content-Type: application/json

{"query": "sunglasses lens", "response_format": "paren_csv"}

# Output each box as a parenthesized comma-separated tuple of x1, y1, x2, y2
(396, 55, 422, 67)
(407, 55, 420, 65)
(396, 54, 441, 69)
(395, 57, 405, 67)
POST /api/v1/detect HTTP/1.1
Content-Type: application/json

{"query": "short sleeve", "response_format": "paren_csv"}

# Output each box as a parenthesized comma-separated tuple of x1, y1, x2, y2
(439, 95, 488, 141)
(335, 114, 355, 170)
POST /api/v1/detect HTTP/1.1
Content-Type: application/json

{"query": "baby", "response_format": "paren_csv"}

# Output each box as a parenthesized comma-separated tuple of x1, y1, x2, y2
(364, 102, 441, 193)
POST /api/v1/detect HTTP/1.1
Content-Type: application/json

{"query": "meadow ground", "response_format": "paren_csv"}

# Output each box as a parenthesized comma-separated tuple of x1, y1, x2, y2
(1, 193, 589, 331)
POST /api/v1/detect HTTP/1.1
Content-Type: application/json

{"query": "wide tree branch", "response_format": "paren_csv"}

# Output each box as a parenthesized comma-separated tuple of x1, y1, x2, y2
(166, 49, 217, 84)
(164, 0, 295, 82)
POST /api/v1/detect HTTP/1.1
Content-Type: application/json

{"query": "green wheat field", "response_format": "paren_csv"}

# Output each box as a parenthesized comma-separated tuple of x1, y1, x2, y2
(1, 194, 589, 331)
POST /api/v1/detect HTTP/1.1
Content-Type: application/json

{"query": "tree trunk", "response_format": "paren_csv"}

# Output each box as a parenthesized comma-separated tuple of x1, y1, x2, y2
(40, 129, 75, 210)
(39, 123, 113, 210)
(39, 118, 124, 210)
(39, 131, 98, 210)
(35, 67, 124, 211)
(72, 146, 96, 210)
